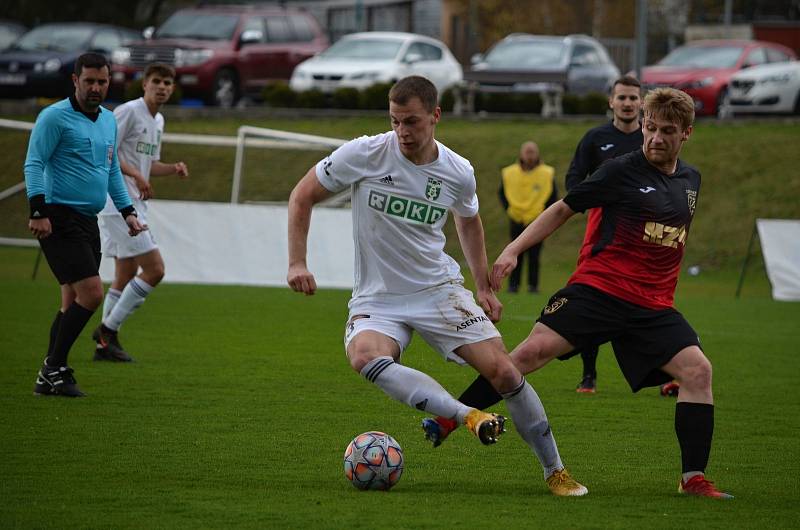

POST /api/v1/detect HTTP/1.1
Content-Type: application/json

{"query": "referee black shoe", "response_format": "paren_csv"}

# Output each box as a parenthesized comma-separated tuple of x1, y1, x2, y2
(34, 361, 86, 397)
(92, 325, 134, 362)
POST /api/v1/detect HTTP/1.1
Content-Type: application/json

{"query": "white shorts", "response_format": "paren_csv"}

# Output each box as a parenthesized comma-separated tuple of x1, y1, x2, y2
(99, 210, 157, 259)
(344, 282, 501, 365)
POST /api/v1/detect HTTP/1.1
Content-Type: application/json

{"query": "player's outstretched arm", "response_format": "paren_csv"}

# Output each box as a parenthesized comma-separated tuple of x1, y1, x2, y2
(454, 213, 502, 322)
(491, 200, 576, 290)
(287, 167, 333, 296)
(150, 160, 189, 178)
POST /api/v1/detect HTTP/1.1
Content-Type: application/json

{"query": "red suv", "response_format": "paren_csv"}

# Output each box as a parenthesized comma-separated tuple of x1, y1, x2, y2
(111, 4, 328, 106)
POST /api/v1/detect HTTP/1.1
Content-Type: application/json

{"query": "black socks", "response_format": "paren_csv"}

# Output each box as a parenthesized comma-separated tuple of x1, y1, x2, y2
(48, 302, 94, 366)
(675, 402, 714, 474)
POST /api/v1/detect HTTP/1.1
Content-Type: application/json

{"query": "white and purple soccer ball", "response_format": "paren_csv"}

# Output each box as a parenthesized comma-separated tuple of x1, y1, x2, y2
(343, 431, 404, 491)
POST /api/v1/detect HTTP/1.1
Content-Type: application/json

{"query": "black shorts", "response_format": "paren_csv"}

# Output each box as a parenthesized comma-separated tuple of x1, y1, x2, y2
(38, 204, 101, 285)
(537, 283, 701, 392)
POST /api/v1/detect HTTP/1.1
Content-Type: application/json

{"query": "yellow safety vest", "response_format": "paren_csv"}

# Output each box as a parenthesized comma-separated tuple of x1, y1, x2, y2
(501, 162, 555, 225)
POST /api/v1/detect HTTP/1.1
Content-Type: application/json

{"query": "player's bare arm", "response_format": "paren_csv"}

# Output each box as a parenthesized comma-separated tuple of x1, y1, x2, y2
(453, 213, 502, 322)
(491, 200, 576, 290)
(287, 167, 333, 295)
(151, 160, 189, 178)
(119, 158, 152, 200)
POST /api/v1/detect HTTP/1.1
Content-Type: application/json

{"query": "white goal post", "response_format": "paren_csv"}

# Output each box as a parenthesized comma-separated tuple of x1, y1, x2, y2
(231, 125, 346, 204)
(0, 118, 357, 288)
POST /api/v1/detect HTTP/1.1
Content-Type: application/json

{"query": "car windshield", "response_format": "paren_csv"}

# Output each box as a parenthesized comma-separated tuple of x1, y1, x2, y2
(658, 45, 744, 68)
(320, 38, 402, 60)
(13, 25, 92, 52)
(483, 39, 566, 68)
(156, 12, 239, 41)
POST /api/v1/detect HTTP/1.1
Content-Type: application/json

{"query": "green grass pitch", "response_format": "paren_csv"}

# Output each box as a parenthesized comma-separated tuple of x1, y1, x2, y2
(1, 246, 798, 528)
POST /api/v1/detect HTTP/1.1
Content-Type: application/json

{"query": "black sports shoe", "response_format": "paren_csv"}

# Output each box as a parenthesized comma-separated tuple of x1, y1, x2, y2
(576, 374, 596, 394)
(34, 362, 85, 397)
(92, 325, 134, 362)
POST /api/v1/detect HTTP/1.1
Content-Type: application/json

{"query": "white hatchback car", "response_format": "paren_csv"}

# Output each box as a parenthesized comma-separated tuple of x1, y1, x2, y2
(728, 61, 800, 114)
(289, 31, 462, 95)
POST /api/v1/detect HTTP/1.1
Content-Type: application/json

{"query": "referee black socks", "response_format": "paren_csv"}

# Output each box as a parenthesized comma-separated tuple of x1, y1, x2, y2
(49, 302, 94, 366)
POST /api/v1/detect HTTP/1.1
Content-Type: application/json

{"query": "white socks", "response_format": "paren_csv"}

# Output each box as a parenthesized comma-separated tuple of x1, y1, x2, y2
(102, 288, 122, 321)
(502, 379, 564, 478)
(103, 277, 154, 331)
(360, 356, 470, 423)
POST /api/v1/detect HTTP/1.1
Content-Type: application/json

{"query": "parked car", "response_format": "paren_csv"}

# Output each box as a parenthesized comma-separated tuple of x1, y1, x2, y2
(0, 20, 26, 51)
(289, 31, 462, 95)
(0, 22, 140, 99)
(111, 4, 328, 107)
(465, 33, 620, 95)
(728, 60, 800, 114)
(640, 39, 796, 116)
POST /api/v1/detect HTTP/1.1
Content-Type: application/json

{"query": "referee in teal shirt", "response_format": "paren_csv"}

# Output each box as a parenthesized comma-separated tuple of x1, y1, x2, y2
(25, 53, 145, 397)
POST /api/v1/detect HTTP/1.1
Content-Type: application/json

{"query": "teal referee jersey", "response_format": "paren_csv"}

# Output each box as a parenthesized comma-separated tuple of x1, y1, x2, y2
(24, 97, 132, 217)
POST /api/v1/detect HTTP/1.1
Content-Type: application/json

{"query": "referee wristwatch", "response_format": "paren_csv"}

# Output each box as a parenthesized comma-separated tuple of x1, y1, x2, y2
(120, 205, 138, 218)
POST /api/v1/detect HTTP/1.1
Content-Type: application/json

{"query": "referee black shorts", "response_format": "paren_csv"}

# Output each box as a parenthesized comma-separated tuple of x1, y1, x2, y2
(38, 204, 101, 285)
(537, 283, 702, 392)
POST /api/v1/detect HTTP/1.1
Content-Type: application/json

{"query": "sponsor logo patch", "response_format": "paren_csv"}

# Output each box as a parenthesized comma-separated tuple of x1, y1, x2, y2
(643, 221, 687, 248)
(455, 315, 489, 331)
(135, 141, 158, 156)
(368, 190, 446, 225)
(543, 297, 568, 315)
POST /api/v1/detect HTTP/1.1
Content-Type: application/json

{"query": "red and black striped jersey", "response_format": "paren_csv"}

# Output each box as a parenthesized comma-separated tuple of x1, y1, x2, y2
(563, 149, 701, 310)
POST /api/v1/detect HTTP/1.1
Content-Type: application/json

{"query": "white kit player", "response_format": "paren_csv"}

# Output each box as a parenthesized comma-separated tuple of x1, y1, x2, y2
(286, 76, 587, 496)
(93, 63, 188, 362)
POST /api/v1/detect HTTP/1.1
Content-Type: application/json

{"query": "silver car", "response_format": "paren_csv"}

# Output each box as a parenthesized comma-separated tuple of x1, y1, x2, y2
(468, 33, 620, 95)
(290, 31, 462, 95)
(728, 60, 800, 115)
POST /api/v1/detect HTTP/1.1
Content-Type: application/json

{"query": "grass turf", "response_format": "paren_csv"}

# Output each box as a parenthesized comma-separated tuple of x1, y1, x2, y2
(1, 246, 798, 529)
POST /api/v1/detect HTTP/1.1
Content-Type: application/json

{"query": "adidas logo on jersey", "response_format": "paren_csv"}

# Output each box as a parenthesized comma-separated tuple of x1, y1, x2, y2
(379, 174, 394, 185)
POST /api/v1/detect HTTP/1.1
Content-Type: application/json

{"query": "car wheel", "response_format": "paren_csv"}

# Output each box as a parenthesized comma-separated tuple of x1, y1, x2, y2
(794, 90, 800, 115)
(716, 86, 732, 118)
(212, 69, 238, 108)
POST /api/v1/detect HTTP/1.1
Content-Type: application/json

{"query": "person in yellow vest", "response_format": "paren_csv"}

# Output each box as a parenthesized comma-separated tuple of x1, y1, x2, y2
(499, 141, 558, 293)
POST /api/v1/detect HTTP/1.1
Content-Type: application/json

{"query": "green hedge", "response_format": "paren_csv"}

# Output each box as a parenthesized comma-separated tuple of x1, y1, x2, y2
(261, 81, 607, 114)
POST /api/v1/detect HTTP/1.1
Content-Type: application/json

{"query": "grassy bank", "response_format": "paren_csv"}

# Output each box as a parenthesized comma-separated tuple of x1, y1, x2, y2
(2, 116, 798, 271)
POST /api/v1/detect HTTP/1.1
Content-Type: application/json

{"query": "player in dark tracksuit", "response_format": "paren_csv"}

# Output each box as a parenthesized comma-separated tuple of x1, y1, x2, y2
(564, 76, 644, 393)
(424, 87, 732, 499)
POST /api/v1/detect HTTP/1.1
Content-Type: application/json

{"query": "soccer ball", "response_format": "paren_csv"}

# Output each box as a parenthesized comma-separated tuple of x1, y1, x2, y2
(343, 431, 404, 491)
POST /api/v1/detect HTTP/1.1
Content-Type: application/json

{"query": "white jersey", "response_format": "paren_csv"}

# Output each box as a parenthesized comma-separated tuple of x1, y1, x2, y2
(316, 131, 479, 299)
(101, 98, 163, 216)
